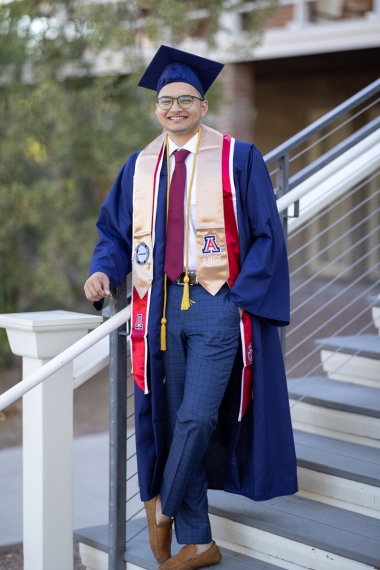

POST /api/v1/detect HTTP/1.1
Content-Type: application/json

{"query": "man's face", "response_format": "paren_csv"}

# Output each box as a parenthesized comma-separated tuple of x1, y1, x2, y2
(155, 82, 208, 138)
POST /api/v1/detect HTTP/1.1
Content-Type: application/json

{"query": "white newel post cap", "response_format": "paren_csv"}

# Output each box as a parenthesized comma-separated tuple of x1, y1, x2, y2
(0, 310, 103, 359)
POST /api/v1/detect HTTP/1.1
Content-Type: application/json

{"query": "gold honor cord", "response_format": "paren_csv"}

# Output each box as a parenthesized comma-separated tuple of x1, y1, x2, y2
(160, 128, 202, 351)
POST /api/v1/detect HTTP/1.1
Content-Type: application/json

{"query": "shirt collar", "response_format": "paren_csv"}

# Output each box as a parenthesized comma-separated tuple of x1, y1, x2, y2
(167, 131, 199, 157)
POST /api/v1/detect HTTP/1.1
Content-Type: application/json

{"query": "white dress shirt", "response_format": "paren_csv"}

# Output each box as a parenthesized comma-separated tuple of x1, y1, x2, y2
(167, 133, 199, 272)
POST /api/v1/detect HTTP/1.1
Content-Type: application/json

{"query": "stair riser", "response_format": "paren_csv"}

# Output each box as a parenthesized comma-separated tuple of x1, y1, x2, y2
(320, 350, 380, 389)
(290, 400, 380, 448)
(209, 515, 373, 570)
(297, 467, 380, 519)
(372, 307, 380, 334)
(79, 543, 108, 570)
(79, 543, 145, 570)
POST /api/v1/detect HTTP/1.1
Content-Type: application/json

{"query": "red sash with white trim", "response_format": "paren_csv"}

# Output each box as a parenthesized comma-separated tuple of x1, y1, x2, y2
(222, 135, 253, 420)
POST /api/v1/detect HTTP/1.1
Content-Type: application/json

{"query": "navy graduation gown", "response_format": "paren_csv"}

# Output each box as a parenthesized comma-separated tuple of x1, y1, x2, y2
(90, 140, 298, 502)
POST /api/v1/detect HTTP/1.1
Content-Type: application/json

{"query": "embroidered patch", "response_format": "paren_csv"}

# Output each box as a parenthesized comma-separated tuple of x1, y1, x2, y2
(135, 313, 143, 330)
(202, 235, 221, 254)
(136, 242, 150, 266)
(247, 342, 253, 365)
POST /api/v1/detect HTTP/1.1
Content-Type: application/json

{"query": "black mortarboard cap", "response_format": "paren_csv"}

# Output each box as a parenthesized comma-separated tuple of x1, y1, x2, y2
(138, 45, 224, 97)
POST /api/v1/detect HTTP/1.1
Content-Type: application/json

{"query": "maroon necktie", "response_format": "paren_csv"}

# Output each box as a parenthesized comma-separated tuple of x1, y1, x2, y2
(164, 149, 190, 282)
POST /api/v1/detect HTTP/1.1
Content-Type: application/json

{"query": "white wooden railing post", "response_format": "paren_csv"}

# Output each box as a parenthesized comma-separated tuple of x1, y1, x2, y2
(0, 310, 102, 570)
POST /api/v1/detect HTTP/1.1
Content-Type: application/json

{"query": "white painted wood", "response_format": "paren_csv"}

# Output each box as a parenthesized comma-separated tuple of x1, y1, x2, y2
(320, 350, 380, 389)
(291, 420, 380, 449)
(372, 307, 380, 334)
(73, 336, 109, 389)
(289, 400, 380, 447)
(79, 543, 109, 570)
(210, 514, 374, 570)
(0, 306, 130, 410)
(297, 467, 380, 519)
(0, 311, 106, 570)
(23, 356, 74, 570)
(79, 543, 147, 570)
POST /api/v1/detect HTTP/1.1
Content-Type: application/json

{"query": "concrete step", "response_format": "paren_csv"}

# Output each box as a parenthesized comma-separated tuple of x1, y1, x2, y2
(294, 430, 380, 518)
(75, 522, 286, 570)
(208, 491, 380, 570)
(288, 376, 380, 448)
(315, 334, 380, 388)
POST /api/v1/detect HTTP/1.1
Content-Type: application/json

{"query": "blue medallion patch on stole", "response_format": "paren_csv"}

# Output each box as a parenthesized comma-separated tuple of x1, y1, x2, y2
(136, 242, 150, 266)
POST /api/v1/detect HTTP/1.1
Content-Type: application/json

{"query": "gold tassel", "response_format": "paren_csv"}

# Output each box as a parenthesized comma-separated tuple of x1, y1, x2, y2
(160, 317, 167, 351)
(181, 276, 191, 310)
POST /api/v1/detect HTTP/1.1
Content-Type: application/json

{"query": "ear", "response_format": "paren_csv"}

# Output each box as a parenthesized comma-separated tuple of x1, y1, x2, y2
(201, 99, 208, 118)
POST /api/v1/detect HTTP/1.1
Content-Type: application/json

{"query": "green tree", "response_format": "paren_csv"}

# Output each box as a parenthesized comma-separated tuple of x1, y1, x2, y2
(0, 0, 277, 365)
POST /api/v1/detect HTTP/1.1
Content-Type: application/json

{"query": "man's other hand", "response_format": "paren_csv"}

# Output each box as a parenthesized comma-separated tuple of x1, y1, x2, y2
(84, 272, 111, 301)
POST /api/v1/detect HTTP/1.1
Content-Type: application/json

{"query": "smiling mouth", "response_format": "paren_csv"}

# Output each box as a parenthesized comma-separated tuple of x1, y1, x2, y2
(168, 115, 188, 121)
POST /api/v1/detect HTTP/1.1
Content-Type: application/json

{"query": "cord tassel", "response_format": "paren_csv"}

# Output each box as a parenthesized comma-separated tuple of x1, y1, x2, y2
(160, 317, 167, 351)
(181, 276, 191, 310)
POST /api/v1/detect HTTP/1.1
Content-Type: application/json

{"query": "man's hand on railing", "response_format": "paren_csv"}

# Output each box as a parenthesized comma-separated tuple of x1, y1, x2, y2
(84, 272, 111, 302)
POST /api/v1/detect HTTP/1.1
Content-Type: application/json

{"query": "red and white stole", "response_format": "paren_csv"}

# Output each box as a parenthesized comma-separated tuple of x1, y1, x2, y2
(130, 126, 253, 420)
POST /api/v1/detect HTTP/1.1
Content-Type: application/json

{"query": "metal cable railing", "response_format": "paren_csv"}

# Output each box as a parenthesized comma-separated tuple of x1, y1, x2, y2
(288, 96, 380, 165)
(289, 310, 380, 410)
(286, 289, 380, 379)
(284, 158, 379, 409)
(288, 180, 380, 258)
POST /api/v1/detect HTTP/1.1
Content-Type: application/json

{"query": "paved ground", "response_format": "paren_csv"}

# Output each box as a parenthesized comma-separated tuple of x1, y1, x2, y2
(0, 432, 109, 548)
(0, 541, 85, 570)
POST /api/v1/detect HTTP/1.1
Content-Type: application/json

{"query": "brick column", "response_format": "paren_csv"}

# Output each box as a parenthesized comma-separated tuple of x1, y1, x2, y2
(213, 62, 256, 142)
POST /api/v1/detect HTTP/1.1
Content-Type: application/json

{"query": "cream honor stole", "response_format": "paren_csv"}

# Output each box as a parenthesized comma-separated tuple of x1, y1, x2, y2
(132, 124, 229, 299)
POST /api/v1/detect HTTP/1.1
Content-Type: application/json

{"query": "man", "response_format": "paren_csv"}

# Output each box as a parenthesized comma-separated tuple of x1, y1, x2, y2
(85, 45, 297, 570)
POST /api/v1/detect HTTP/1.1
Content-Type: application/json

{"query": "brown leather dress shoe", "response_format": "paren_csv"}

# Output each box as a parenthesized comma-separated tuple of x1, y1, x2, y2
(144, 496, 173, 564)
(159, 541, 222, 570)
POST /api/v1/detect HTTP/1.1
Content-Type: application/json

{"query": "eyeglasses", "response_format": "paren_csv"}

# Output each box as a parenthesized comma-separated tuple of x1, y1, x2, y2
(156, 95, 204, 110)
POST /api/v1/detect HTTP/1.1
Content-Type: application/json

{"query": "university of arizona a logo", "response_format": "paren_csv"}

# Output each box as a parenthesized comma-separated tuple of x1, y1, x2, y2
(135, 314, 143, 330)
(247, 342, 253, 365)
(202, 235, 221, 254)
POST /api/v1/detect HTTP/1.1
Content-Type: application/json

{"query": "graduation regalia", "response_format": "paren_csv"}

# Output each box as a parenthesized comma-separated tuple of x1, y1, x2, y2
(90, 45, 297, 509)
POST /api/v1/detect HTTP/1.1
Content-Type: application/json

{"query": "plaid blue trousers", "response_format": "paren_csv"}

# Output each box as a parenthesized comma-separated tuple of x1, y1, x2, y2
(160, 282, 241, 544)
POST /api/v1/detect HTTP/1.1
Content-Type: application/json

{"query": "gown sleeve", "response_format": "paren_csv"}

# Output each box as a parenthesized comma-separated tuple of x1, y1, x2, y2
(229, 144, 290, 327)
(89, 153, 139, 308)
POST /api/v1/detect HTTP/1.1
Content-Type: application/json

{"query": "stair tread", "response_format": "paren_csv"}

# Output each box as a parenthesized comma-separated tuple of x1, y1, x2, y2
(208, 492, 380, 567)
(74, 523, 286, 569)
(294, 430, 380, 486)
(288, 376, 380, 417)
(315, 334, 380, 359)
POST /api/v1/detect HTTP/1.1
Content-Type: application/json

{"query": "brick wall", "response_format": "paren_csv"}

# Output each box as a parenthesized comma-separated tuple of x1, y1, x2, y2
(213, 63, 256, 142)
(342, 0, 373, 18)
(265, 4, 294, 28)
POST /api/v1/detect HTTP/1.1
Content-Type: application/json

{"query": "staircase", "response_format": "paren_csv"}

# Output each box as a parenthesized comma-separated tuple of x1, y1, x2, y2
(75, 80, 380, 569)
(206, 298, 380, 570)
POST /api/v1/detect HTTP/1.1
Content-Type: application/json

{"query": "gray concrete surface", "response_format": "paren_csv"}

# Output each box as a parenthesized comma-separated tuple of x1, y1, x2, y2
(0, 432, 109, 548)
